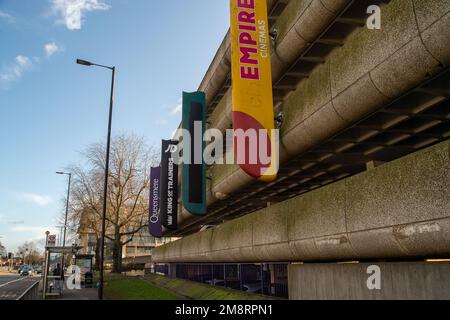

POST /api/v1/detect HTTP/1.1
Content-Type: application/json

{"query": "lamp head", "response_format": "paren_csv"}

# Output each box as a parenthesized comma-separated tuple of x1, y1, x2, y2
(76, 59, 93, 66)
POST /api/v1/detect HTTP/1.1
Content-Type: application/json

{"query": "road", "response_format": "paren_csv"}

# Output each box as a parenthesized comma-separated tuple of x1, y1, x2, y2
(0, 274, 21, 286)
(0, 274, 41, 300)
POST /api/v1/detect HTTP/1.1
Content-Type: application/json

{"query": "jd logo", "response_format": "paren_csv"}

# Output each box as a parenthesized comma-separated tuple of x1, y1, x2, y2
(367, 5, 382, 30)
(366, 265, 381, 290)
(165, 144, 178, 154)
(66, 265, 81, 290)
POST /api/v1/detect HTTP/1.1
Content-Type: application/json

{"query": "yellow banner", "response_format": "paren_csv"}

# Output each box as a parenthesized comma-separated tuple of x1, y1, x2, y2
(230, 0, 277, 181)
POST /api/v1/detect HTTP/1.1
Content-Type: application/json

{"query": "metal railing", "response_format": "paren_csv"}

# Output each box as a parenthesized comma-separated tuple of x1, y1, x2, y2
(153, 263, 289, 299)
(16, 279, 40, 300)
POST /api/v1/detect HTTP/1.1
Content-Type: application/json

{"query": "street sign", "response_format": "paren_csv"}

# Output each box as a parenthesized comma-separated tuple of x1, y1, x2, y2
(47, 234, 56, 247)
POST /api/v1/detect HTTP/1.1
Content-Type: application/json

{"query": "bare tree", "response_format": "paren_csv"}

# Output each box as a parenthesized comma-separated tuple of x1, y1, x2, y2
(56, 197, 79, 248)
(68, 133, 158, 273)
(16, 241, 42, 265)
(0, 241, 6, 258)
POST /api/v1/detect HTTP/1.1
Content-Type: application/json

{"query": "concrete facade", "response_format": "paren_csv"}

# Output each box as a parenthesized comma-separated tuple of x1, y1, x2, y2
(151, 0, 450, 300)
(173, 0, 450, 230)
(153, 140, 450, 263)
(288, 262, 450, 300)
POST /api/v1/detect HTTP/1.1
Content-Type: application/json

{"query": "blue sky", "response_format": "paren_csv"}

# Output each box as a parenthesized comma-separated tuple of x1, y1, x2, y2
(0, 0, 229, 252)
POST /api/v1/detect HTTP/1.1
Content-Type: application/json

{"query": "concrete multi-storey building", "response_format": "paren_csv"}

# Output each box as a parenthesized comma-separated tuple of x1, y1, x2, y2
(149, 0, 450, 300)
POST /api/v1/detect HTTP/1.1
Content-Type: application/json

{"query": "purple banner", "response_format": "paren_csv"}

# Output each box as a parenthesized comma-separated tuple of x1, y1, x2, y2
(149, 166, 163, 238)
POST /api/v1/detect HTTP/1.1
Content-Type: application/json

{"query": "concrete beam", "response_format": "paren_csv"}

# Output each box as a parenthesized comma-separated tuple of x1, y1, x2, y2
(288, 262, 450, 300)
(153, 140, 450, 263)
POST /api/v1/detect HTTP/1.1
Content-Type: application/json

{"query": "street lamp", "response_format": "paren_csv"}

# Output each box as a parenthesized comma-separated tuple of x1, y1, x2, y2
(76, 58, 116, 301)
(56, 171, 71, 281)
(76, 59, 93, 66)
(56, 172, 72, 249)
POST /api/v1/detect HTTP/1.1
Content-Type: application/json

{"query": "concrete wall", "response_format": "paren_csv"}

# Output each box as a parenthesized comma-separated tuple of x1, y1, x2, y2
(288, 262, 450, 300)
(206, 0, 450, 209)
(153, 140, 450, 263)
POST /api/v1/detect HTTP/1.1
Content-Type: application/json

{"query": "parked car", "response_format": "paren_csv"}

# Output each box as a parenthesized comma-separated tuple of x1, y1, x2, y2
(34, 266, 43, 274)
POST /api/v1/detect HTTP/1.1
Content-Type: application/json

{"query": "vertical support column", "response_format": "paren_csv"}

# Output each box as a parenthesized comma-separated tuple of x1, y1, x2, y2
(269, 264, 276, 295)
(42, 249, 50, 300)
(224, 264, 227, 288)
(239, 264, 243, 291)
(261, 264, 264, 295)
(168, 264, 177, 278)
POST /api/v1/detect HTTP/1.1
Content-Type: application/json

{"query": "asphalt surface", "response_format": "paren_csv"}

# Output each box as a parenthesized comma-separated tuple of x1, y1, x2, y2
(0, 274, 41, 300)
(0, 274, 21, 286)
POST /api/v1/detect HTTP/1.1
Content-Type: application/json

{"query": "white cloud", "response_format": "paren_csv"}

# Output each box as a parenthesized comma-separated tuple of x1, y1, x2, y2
(11, 226, 50, 234)
(169, 98, 182, 116)
(155, 119, 168, 126)
(51, 0, 110, 30)
(20, 193, 52, 206)
(16, 55, 31, 67)
(0, 10, 14, 22)
(44, 42, 63, 57)
(0, 55, 33, 89)
(8, 220, 25, 226)
(10, 226, 59, 246)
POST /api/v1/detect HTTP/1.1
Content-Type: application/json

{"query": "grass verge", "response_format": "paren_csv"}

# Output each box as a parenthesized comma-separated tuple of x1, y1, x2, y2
(144, 274, 282, 300)
(104, 273, 183, 300)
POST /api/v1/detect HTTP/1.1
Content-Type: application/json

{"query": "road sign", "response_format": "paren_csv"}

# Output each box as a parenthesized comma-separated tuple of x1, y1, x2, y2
(47, 235, 56, 247)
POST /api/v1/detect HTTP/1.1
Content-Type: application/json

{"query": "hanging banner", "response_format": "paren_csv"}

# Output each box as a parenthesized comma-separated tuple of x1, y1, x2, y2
(230, 0, 278, 182)
(182, 91, 207, 216)
(149, 166, 163, 238)
(160, 140, 178, 230)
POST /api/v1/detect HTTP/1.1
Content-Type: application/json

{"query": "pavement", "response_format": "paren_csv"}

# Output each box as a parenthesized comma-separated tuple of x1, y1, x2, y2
(51, 287, 98, 300)
(0, 273, 41, 300)
(0, 269, 98, 300)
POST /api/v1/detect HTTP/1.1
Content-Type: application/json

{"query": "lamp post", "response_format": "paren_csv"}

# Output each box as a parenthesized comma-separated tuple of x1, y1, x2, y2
(56, 172, 71, 281)
(76, 58, 116, 301)
(56, 172, 72, 248)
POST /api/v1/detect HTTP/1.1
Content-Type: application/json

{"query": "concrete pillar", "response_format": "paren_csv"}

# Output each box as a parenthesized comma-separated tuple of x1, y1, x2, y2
(288, 262, 450, 300)
(168, 264, 177, 278)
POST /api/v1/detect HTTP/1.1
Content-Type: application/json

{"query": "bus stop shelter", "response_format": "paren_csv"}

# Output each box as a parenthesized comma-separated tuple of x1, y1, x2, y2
(42, 245, 82, 300)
